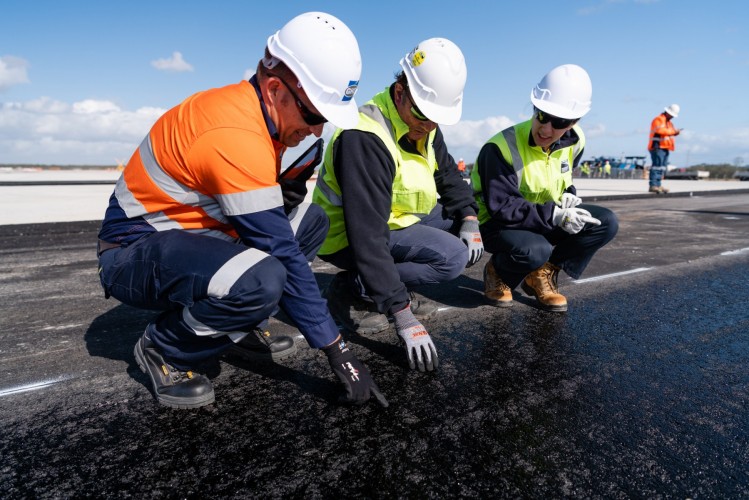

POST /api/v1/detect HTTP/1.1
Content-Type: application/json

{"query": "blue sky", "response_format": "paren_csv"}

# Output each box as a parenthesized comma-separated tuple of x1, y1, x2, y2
(1, 0, 748, 168)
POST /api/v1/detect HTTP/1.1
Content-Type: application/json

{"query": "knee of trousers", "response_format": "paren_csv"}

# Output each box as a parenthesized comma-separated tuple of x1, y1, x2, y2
(437, 238, 471, 282)
(590, 207, 620, 244)
(214, 256, 287, 324)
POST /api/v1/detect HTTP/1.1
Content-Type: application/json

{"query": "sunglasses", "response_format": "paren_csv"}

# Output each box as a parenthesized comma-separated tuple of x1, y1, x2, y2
(535, 108, 576, 129)
(405, 86, 430, 122)
(270, 74, 327, 126)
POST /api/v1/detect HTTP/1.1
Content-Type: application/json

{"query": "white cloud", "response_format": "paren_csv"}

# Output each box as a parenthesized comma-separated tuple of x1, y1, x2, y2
(443, 115, 516, 149)
(0, 56, 30, 92)
(0, 97, 165, 164)
(151, 51, 194, 73)
(440, 115, 516, 162)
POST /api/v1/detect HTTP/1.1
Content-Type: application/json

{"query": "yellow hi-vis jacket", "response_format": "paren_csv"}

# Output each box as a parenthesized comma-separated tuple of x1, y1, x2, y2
(313, 89, 438, 255)
(472, 119, 585, 225)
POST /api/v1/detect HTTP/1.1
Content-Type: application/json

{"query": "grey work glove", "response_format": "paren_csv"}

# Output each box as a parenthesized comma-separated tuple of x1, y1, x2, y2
(279, 177, 307, 215)
(552, 206, 601, 235)
(559, 193, 583, 209)
(392, 306, 438, 372)
(458, 219, 484, 267)
(322, 338, 389, 407)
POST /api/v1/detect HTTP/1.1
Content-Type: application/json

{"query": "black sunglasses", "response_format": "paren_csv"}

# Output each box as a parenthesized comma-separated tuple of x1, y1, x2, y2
(270, 74, 327, 126)
(405, 86, 430, 122)
(534, 108, 577, 129)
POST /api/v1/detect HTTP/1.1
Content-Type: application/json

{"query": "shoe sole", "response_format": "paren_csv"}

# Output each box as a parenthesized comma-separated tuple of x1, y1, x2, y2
(133, 339, 215, 409)
(485, 296, 514, 308)
(520, 282, 568, 313)
(226, 341, 298, 362)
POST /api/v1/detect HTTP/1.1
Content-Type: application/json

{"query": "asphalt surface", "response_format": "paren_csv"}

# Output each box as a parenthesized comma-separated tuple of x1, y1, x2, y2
(1, 193, 749, 498)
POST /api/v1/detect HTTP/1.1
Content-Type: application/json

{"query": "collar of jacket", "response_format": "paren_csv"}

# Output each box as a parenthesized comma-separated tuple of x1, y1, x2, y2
(378, 83, 432, 156)
(249, 75, 280, 142)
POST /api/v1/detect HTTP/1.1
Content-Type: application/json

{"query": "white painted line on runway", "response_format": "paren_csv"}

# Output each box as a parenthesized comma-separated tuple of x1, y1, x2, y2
(572, 267, 652, 284)
(721, 247, 749, 255)
(0, 376, 72, 398)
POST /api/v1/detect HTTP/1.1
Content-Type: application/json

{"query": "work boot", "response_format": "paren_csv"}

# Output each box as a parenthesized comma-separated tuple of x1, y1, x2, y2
(325, 272, 389, 334)
(649, 185, 662, 193)
(521, 262, 568, 312)
(483, 261, 513, 307)
(226, 326, 297, 362)
(660, 185, 670, 193)
(133, 332, 215, 409)
(409, 292, 439, 320)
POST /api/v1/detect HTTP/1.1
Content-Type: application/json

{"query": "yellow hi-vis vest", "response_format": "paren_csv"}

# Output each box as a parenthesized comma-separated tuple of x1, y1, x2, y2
(471, 120, 585, 224)
(313, 89, 438, 255)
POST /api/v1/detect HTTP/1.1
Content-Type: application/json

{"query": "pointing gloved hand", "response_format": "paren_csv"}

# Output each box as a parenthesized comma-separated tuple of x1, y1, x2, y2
(392, 305, 438, 372)
(458, 218, 484, 267)
(559, 193, 583, 209)
(323, 338, 389, 407)
(553, 206, 601, 235)
(279, 177, 308, 215)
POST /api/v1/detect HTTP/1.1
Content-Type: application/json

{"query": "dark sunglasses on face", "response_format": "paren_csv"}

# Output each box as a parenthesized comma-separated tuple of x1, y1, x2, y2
(535, 108, 576, 129)
(405, 86, 430, 122)
(270, 74, 327, 126)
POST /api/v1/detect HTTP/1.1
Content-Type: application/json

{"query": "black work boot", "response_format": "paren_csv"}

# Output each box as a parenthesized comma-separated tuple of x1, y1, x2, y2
(133, 332, 215, 409)
(325, 272, 389, 334)
(227, 327, 297, 361)
(408, 292, 439, 320)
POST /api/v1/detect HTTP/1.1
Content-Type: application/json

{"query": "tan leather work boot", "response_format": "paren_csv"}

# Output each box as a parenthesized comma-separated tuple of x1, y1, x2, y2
(521, 262, 568, 312)
(483, 261, 513, 307)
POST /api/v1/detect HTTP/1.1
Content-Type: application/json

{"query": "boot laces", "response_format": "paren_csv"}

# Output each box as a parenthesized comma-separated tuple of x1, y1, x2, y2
(160, 363, 194, 383)
(543, 265, 560, 294)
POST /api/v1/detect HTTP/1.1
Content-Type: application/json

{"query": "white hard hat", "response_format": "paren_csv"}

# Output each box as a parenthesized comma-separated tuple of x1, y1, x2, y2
(664, 104, 680, 118)
(530, 64, 592, 119)
(266, 12, 361, 129)
(399, 38, 467, 125)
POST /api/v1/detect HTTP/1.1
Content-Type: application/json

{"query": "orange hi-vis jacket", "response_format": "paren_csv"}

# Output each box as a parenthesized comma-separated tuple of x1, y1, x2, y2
(648, 113, 678, 151)
(99, 79, 340, 349)
(113, 80, 285, 241)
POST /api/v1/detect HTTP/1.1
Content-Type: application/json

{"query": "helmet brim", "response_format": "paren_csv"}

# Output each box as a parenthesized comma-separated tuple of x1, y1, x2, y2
(311, 96, 360, 130)
(410, 92, 462, 125)
(531, 93, 590, 120)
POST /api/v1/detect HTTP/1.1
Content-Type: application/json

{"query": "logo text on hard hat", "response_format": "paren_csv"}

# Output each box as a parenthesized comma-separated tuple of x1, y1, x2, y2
(411, 51, 426, 67)
(342, 80, 359, 102)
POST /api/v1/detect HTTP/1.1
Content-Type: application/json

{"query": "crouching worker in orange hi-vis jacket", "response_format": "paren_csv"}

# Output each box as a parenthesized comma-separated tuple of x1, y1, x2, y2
(96, 12, 387, 410)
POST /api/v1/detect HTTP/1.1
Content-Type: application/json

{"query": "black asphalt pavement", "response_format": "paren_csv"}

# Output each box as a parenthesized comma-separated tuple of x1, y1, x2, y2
(1, 193, 749, 498)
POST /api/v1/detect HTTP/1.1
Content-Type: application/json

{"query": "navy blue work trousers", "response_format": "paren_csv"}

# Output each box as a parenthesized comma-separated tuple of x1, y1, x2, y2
(481, 204, 619, 289)
(97, 203, 328, 369)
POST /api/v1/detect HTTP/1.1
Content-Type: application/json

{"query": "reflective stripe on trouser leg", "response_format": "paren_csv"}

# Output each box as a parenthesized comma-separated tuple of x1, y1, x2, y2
(183, 248, 274, 342)
(154, 250, 287, 369)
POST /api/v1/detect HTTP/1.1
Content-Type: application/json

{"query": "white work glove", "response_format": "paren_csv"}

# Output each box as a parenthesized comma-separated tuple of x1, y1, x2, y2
(559, 193, 583, 209)
(392, 306, 438, 372)
(553, 206, 601, 235)
(458, 219, 484, 267)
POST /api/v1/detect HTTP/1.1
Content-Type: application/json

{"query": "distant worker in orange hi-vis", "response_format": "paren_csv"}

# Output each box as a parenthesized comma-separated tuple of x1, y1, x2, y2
(647, 104, 681, 194)
(96, 12, 388, 410)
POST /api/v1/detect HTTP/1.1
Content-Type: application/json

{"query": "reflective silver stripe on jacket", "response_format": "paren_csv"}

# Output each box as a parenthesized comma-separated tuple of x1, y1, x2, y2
(115, 135, 282, 234)
(315, 164, 342, 207)
(501, 127, 526, 179)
